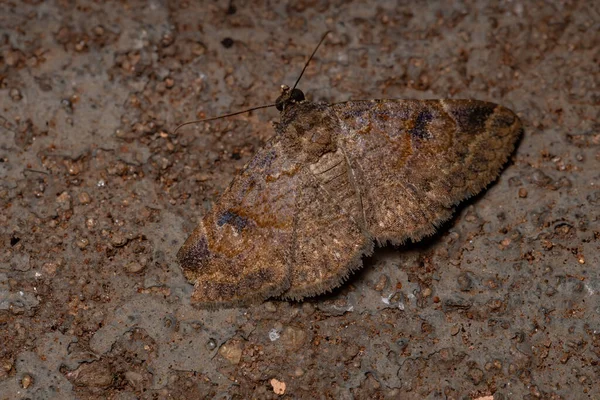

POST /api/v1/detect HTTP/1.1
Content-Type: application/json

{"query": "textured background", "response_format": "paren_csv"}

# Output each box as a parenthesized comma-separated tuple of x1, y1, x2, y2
(1, 1, 598, 399)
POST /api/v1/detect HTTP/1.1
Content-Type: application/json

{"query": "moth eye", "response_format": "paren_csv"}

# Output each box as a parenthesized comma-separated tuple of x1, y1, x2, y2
(290, 88, 305, 103)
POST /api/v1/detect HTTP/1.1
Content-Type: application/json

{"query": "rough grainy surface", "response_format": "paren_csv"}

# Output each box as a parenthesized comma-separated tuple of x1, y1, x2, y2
(0, 1, 598, 399)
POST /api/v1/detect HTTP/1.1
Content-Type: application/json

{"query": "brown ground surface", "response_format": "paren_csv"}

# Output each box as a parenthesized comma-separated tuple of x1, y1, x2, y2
(1, 1, 599, 399)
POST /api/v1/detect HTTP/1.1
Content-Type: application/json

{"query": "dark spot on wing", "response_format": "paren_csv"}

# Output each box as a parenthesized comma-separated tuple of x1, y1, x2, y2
(451, 103, 496, 134)
(490, 110, 516, 128)
(179, 237, 209, 271)
(217, 210, 248, 232)
(410, 109, 433, 139)
(248, 149, 276, 170)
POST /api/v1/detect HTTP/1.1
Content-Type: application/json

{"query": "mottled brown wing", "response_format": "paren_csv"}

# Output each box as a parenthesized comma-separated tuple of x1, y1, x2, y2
(281, 167, 373, 300)
(331, 99, 522, 244)
(177, 138, 300, 309)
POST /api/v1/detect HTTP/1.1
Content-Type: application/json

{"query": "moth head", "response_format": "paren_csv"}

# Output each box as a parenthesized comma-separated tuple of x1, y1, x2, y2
(275, 85, 305, 111)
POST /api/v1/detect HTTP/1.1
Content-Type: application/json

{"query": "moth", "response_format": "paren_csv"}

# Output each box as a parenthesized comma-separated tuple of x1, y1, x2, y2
(177, 34, 522, 309)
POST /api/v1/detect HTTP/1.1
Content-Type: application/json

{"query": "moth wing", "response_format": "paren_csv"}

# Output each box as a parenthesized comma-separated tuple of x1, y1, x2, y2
(281, 168, 373, 300)
(332, 99, 522, 244)
(177, 139, 299, 309)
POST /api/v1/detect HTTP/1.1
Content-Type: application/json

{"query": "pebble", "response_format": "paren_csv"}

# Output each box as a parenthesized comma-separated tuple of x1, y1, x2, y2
(70, 362, 113, 387)
(56, 191, 72, 210)
(531, 169, 552, 187)
(268, 328, 281, 342)
(457, 272, 473, 291)
(206, 338, 217, 351)
(518, 188, 528, 198)
(281, 325, 306, 351)
(93, 25, 105, 36)
(450, 325, 461, 336)
(76, 238, 89, 249)
(124, 371, 143, 387)
(42, 262, 59, 275)
(21, 374, 33, 389)
(124, 261, 144, 273)
(110, 233, 128, 247)
(78, 192, 92, 205)
(2, 360, 12, 373)
(270, 378, 286, 395)
(374, 274, 389, 292)
(421, 287, 432, 297)
(9, 88, 22, 101)
(218, 340, 243, 364)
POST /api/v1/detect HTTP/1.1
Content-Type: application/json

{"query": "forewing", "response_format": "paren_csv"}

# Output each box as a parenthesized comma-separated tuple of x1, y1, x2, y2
(177, 138, 299, 309)
(282, 168, 373, 300)
(332, 99, 522, 244)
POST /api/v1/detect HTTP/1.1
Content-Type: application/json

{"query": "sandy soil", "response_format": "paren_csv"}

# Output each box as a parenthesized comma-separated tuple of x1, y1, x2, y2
(1, 1, 598, 399)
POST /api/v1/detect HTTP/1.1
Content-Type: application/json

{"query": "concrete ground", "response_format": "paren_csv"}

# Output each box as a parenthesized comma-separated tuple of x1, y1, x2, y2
(1, 0, 598, 399)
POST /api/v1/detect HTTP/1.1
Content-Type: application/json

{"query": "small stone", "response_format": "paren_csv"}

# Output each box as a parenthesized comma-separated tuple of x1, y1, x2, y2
(56, 191, 72, 210)
(281, 325, 306, 351)
(65, 160, 80, 175)
(264, 301, 277, 312)
(268, 328, 281, 342)
(76, 238, 89, 249)
(206, 338, 217, 351)
(374, 274, 389, 292)
(487, 299, 503, 310)
(2, 360, 12, 372)
(21, 374, 33, 389)
(78, 192, 92, 205)
(270, 378, 286, 395)
(93, 25, 105, 36)
(124, 371, 143, 387)
(218, 339, 243, 364)
(531, 169, 552, 187)
(421, 287, 432, 297)
(518, 188, 528, 198)
(110, 233, 128, 247)
(69, 362, 113, 388)
(457, 272, 473, 291)
(344, 343, 360, 359)
(42, 262, 59, 275)
(9, 88, 22, 101)
(107, 162, 128, 176)
(124, 261, 144, 273)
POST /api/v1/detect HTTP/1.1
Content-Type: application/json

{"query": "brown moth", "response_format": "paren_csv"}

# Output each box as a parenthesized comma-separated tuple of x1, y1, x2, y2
(177, 37, 522, 309)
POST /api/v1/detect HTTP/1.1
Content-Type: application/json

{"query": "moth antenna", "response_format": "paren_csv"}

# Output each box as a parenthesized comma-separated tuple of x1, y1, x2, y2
(173, 31, 331, 134)
(291, 30, 331, 91)
(173, 103, 276, 134)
